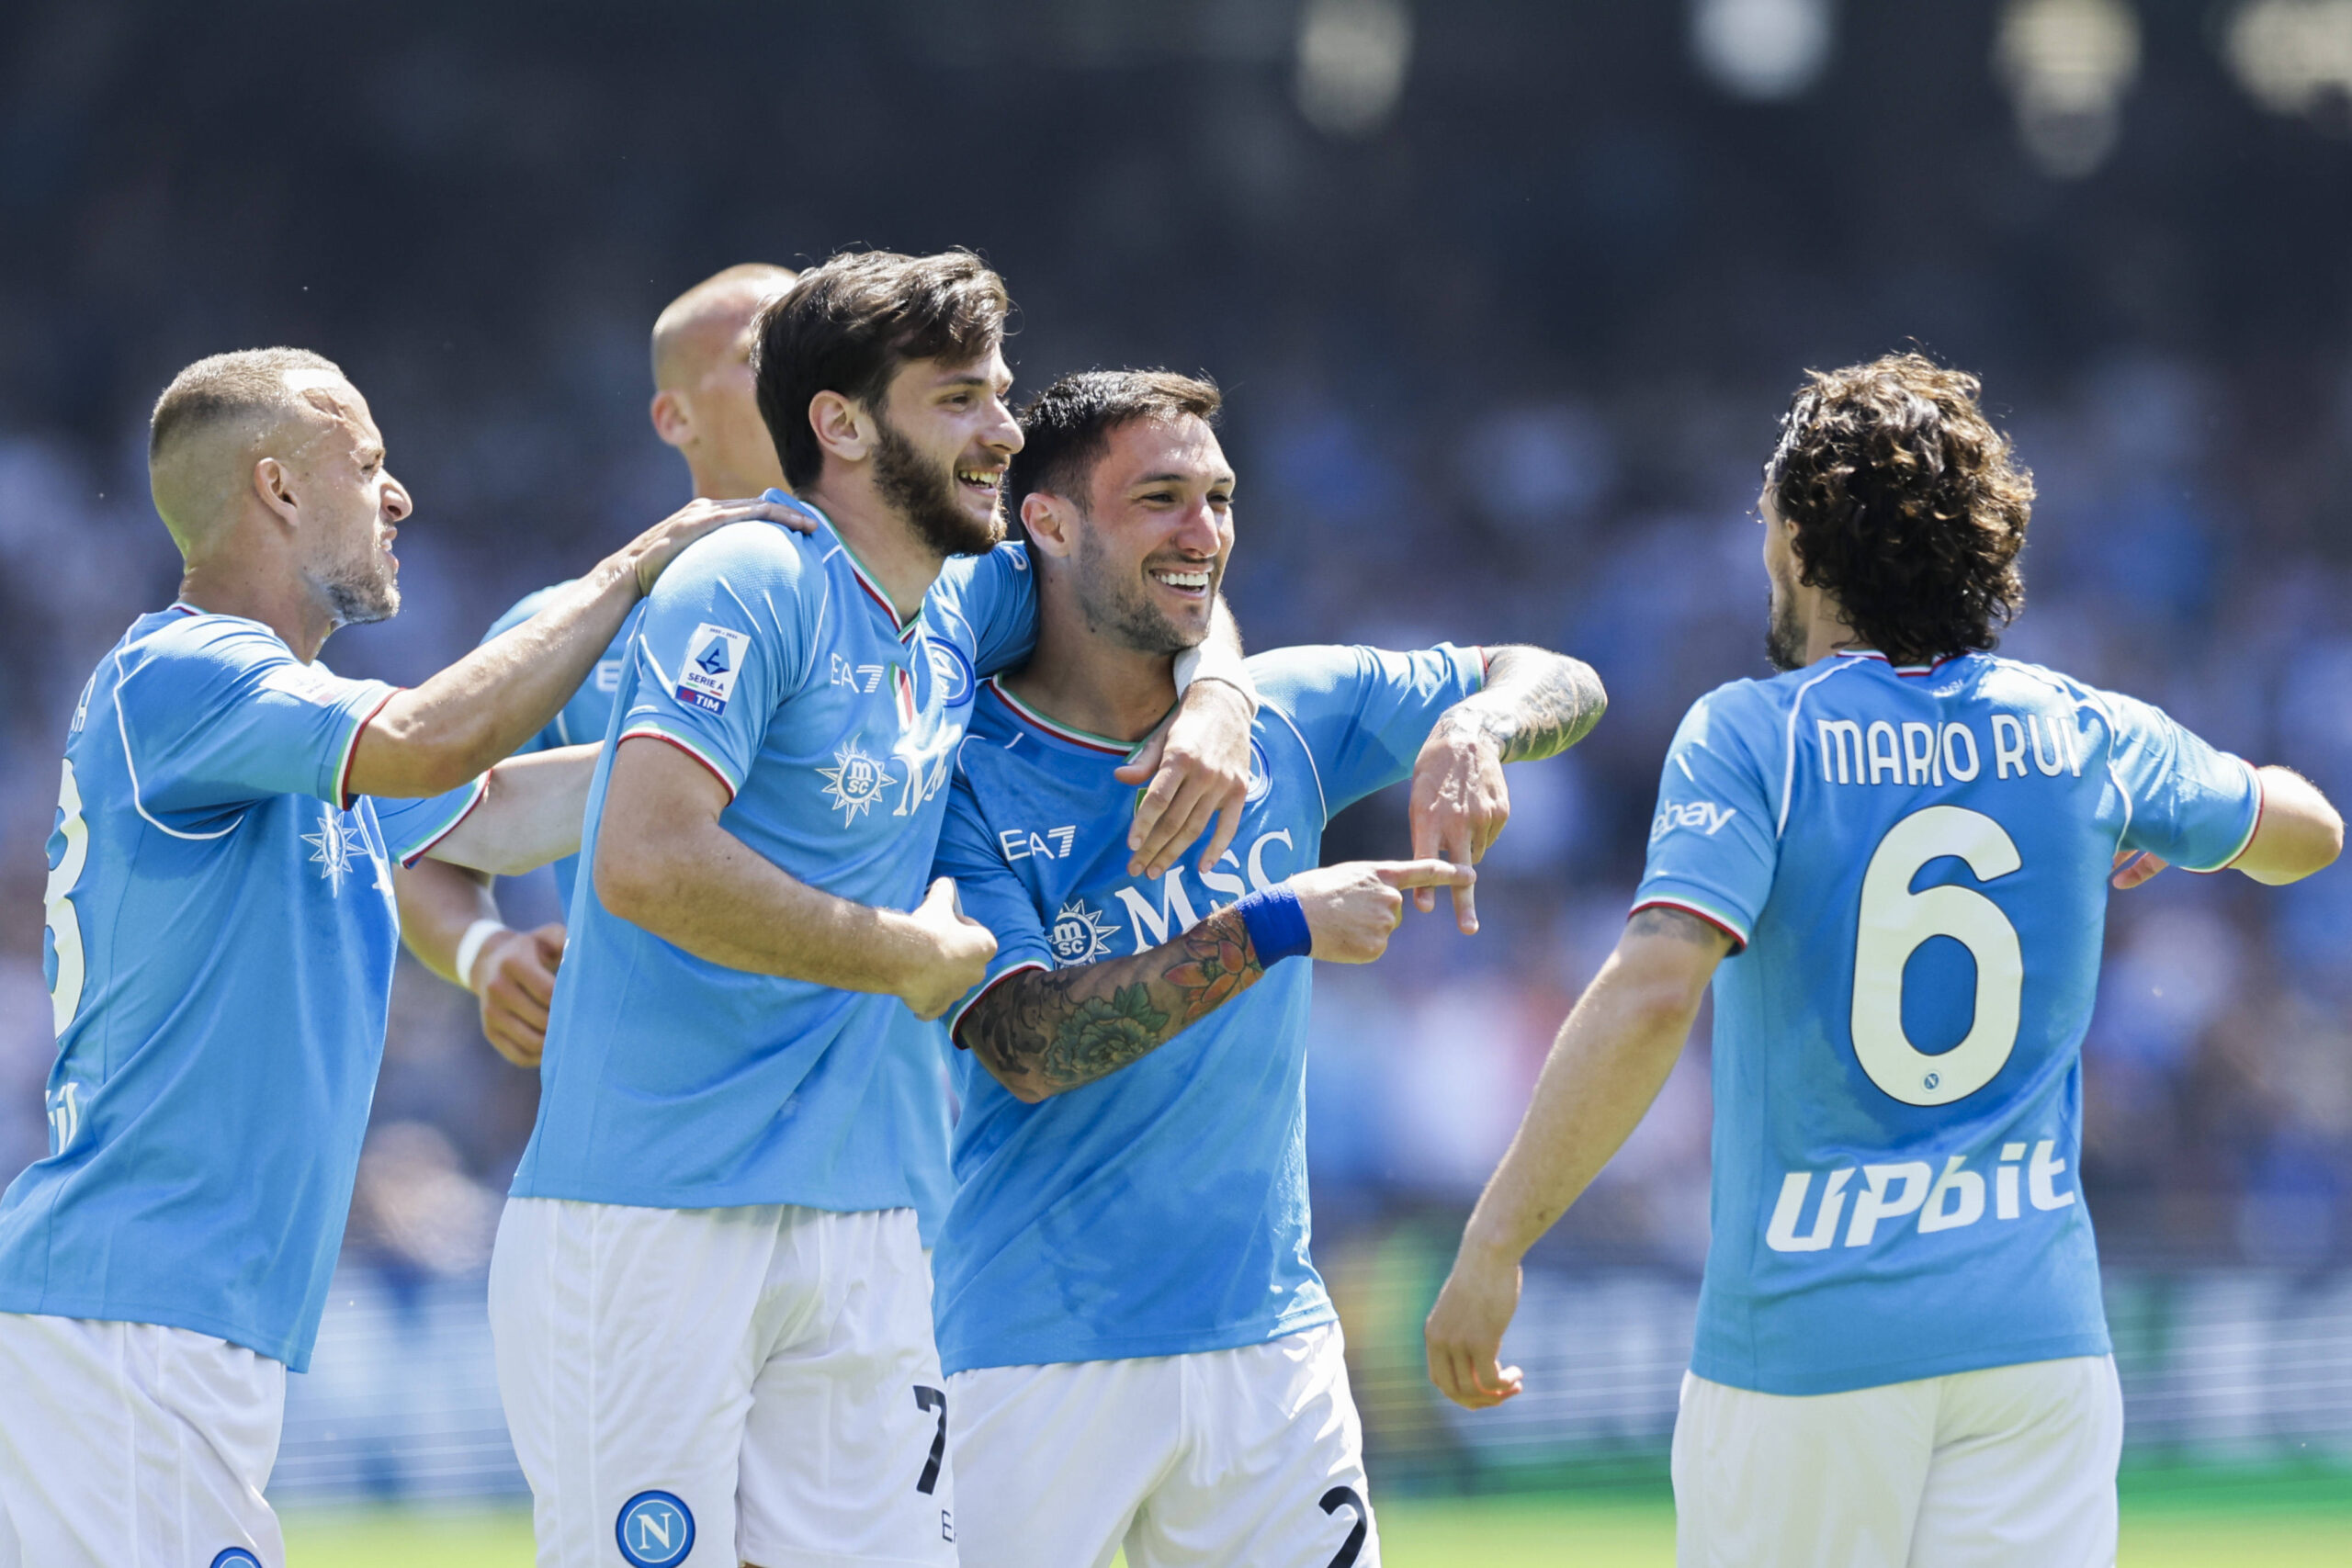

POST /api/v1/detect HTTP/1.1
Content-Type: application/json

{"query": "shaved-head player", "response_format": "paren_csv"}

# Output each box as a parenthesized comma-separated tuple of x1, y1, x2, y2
(0, 347, 792, 1567)
(395, 263, 797, 1064)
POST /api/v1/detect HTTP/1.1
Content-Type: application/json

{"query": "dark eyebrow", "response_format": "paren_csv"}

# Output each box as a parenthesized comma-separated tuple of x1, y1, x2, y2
(1130, 471, 1236, 489)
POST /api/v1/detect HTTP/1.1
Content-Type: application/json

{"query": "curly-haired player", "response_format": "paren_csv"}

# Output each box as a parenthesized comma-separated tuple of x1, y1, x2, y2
(1425, 352, 2341, 1567)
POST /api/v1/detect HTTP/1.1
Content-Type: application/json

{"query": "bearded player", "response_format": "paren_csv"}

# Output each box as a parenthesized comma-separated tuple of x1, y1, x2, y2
(928, 369, 1607, 1568)
(394, 262, 799, 1064)
(487, 254, 1259, 1567)
(1425, 353, 2342, 1567)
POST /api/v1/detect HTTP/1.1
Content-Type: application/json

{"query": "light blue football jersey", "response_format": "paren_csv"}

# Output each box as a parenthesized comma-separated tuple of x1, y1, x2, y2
(511, 513, 1038, 1230)
(0, 606, 485, 1370)
(480, 585, 635, 910)
(1636, 649, 2261, 1396)
(929, 643, 1486, 1376)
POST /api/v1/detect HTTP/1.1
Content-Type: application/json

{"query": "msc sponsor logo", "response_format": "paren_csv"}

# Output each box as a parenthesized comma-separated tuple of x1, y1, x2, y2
(1764, 1139, 2076, 1253)
(819, 739, 893, 825)
(302, 804, 371, 895)
(1050, 899, 1120, 964)
(1113, 829, 1297, 953)
(210, 1551, 264, 1568)
(615, 1490, 695, 1567)
(1649, 799, 1738, 842)
(676, 624, 751, 715)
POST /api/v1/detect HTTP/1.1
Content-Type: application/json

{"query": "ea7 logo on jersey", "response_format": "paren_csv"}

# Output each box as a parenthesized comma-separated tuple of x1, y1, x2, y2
(1650, 799, 1738, 842)
(1050, 899, 1120, 964)
(831, 653, 885, 694)
(676, 624, 752, 714)
(1001, 825, 1078, 862)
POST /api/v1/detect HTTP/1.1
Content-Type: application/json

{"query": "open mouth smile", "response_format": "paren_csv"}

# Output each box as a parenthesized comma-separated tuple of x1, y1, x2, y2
(1149, 566, 1212, 599)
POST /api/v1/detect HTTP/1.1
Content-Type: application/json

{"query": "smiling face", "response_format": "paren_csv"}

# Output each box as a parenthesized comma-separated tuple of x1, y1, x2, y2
(285, 373, 410, 626)
(868, 344, 1022, 558)
(1060, 413, 1234, 655)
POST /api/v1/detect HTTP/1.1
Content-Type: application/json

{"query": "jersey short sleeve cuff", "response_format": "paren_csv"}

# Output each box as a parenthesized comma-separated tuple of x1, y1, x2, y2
(947, 957, 1052, 1046)
(332, 686, 399, 809)
(617, 723, 742, 802)
(2198, 755, 2265, 873)
(1630, 883, 1754, 951)
(374, 773, 492, 866)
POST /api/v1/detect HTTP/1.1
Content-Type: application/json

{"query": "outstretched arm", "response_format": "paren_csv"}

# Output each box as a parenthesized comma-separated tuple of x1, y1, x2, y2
(2113, 764, 2343, 889)
(958, 859, 1474, 1102)
(1424, 906, 1727, 1410)
(346, 497, 813, 798)
(1410, 644, 1608, 931)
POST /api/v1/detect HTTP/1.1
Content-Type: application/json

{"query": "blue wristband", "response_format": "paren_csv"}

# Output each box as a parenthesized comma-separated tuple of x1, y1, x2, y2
(1234, 885, 1313, 965)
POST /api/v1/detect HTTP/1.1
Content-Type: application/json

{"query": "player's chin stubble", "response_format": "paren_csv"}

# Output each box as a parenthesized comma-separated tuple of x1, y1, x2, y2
(1074, 533, 1195, 658)
(323, 553, 401, 627)
(871, 412, 1002, 558)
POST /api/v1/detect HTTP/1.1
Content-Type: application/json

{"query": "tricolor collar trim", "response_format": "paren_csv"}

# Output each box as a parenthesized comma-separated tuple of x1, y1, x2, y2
(169, 601, 201, 617)
(984, 678, 1139, 758)
(816, 513, 922, 645)
(1833, 648, 1962, 679)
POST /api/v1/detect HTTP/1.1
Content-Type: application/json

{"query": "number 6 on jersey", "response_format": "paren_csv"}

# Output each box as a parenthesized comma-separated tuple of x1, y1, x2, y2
(1850, 805, 2024, 1107)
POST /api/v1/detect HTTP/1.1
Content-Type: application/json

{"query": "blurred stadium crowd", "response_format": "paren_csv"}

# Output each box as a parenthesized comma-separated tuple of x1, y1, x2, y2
(4, 0, 2351, 1488)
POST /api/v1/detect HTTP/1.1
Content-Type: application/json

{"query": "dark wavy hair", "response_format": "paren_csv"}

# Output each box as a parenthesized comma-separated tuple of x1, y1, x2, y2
(752, 248, 1012, 490)
(1008, 368, 1223, 517)
(1765, 353, 2032, 665)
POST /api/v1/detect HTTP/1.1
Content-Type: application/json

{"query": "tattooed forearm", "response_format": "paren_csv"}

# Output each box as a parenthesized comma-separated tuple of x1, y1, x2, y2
(1447, 645, 1607, 762)
(957, 907, 1270, 1101)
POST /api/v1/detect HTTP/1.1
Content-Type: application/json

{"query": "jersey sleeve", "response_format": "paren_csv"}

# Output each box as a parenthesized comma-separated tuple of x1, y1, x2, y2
(935, 542, 1039, 676)
(371, 776, 492, 867)
(119, 621, 395, 817)
(1252, 643, 1487, 818)
(2098, 690, 2262, 873)
(479, 584, 571, 757)
(1630, 683, 1780, 952)
(615, 525, 816, 800)
(933, 769, 1055, 1045)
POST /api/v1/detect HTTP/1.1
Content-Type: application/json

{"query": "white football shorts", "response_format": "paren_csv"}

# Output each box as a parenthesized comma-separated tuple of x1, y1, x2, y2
(0, 1310, 286, 1568)
(947, 1323, 1377, 1568)
(1672, 1353, 2123, 1568)
(489, 1197, 956, 1568)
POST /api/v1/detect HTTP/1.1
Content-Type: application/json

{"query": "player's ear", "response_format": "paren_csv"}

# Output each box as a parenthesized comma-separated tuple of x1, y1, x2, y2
(253, 456, 300, 528)
(807, 390, 872, 465)
(1022, 491, 1078, 558)
(650, 388, 692, 450)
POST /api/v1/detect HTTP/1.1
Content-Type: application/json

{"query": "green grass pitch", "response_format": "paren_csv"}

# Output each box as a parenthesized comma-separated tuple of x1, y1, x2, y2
(282, 1467, 2351, 1565)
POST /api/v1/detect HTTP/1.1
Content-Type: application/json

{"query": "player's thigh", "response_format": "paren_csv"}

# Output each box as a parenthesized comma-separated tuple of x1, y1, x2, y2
(1908, 1356, 2121, 1568)
(949, 1356, 1182, 1568)
(1126, 1325, 1378, 1568)
(737, 1207, 959, 1567)
(489, 1197, 786, 1568)
(1672, 1369, 1936, 1568)
(0, 1312, 285, 1568)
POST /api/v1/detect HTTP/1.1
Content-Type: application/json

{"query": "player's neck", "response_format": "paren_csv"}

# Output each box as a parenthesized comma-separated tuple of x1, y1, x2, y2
(1007, 611, 1178, 746)
(176, 553, 338, 663)
(798, 478, 944, 625)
